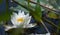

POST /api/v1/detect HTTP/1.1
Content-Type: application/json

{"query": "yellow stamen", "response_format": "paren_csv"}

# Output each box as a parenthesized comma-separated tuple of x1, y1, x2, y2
(17, 18, 24, 22)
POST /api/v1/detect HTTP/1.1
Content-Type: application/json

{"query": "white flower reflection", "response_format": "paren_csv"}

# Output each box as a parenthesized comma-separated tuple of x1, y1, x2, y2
(5, 10, 35, 31)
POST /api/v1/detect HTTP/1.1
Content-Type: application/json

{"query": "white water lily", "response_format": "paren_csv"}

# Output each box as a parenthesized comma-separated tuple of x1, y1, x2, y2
(5, 10, 35, 31)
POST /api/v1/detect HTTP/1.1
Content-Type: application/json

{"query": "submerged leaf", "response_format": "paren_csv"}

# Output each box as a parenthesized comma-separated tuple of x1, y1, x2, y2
(47, 11, 59, 19)
(34, 0, 42, 20)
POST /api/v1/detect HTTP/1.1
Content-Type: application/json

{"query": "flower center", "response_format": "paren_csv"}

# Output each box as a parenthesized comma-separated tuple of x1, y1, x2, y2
(17, 18, 24, 22)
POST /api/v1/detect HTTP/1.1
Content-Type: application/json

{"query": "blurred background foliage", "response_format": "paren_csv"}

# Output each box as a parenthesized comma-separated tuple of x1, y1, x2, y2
(0, 0, 60, 35)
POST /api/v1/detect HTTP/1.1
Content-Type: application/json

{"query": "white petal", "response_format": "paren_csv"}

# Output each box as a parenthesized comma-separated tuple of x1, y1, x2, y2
(27, 16, 31, 24)
(11, 13, 16, 19)
(11, 14, 16, 20)
(24, 13, 30, 20)
(21, 11, 25, 15)
(11, 19, 16, 26)
(23, 16, 31, 28)
(13, 12, 18, 17)
(26, 13, 29, 17)
(18, 12, 21, 15)
(46, 33, 50, 35)
(18, 13, 25, 18)
(25, 24, 36, 28)
(11, 16, 18, 26)
(19, 10, 21, 13)
(5, 26, 16, 31)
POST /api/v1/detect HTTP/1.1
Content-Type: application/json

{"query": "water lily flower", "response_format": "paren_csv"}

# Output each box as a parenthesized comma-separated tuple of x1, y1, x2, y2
(5, 10, 35, 31)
